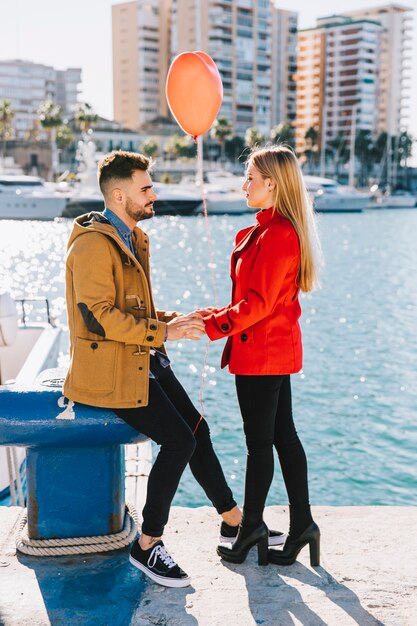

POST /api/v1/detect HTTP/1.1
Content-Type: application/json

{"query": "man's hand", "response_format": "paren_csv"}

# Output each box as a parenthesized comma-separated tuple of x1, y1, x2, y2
(166, 313, 206, 341)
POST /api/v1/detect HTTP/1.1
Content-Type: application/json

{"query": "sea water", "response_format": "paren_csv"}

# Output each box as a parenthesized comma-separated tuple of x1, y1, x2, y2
(0, 210, 416, 507)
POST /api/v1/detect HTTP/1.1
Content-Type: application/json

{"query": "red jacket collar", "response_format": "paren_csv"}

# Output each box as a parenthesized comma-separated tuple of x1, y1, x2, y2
(255, 206, 278, 226)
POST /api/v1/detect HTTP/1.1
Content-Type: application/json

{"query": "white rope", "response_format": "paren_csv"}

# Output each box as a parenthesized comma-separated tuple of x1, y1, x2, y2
(6, 447, 17, 506)
(15, 502, 139, 556)
(12, 447, 25, 506)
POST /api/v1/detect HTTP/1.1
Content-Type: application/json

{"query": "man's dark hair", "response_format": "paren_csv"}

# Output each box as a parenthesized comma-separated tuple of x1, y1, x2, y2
(98, 150, 153, 196)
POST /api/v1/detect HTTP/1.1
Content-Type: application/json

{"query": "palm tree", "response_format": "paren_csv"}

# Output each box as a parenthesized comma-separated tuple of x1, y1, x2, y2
(304, 126, 319, 173)
(328, 133, 348, 178)
(270, 123, 294, 148)
(354, 129, 373, 187)
(225, 135, 246, 162)
(211, 116, 232, 161)
(74, 102, 98, 134)
(165, 134, 196, 160)
(38, 100, 63, 130)
(0, 99, 15, 169)
(140, 138, 159, 158)
(245, 127, 266, 149)
(56, 125, 75, 166)
(38, 100, 63, 179)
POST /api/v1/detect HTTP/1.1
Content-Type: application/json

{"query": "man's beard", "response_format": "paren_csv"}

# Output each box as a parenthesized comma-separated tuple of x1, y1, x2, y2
(125, 197, 155, 222)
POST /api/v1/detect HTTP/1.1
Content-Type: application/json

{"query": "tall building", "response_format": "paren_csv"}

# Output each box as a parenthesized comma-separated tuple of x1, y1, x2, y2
(295, 4, 413, 155)
(171, 1, 298, 136)
(343, 4, 413, 136)
(0, 60, 81, 138)
(112, 0, 171, 130)
(295, 16, 384, 154)
(112, 0, 297, 136)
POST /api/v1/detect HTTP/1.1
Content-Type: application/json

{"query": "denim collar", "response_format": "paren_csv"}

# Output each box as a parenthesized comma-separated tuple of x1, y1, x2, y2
(102, 208, 133, 242)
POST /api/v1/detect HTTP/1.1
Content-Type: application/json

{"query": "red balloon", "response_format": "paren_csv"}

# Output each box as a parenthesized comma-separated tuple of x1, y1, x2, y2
(166, 51, 223, 138)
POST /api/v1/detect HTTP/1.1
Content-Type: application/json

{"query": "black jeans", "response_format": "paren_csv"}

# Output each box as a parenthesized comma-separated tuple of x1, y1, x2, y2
(235, 374, 310, 526)
(114, 358, 236, 536)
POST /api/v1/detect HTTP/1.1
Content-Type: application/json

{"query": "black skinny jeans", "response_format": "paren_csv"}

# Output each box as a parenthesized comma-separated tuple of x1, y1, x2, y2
(235, 374, 310, 527)
(114, 358, 236, 537)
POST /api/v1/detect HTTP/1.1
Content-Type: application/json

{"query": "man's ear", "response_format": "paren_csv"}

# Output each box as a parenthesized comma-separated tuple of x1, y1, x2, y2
(111, 187, 124, 204)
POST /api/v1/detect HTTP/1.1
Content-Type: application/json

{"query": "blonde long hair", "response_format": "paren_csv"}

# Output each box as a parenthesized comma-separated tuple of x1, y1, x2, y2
(249, 145, 321, 292)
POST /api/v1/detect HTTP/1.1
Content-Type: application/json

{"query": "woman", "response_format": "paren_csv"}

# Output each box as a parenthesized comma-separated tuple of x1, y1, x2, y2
(201, 145, 321, 567)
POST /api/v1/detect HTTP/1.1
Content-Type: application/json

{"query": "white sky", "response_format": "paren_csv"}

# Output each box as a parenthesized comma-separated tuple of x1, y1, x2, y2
(1, 0, 416, 138)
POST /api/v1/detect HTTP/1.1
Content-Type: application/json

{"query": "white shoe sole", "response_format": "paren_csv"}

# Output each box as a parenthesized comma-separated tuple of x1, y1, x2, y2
(129, 555, 191, 588)
(219, 533, 287, 547)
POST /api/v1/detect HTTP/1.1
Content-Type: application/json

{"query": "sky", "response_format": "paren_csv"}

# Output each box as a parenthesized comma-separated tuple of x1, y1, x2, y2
(1, 0, 416, 139)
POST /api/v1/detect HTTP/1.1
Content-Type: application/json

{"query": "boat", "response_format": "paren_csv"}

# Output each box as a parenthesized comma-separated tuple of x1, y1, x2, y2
(181, 170, 250, 214)
(0, 291, 150, 509)
(201, 188, 251, 215)
(370, 189, 417, 209)
(60, 135, 203, 217)
(0, 174, 68, 220)
(0, 292, 61, 504)
(304, 175, 371, 213)
(61, 181, 202, 218)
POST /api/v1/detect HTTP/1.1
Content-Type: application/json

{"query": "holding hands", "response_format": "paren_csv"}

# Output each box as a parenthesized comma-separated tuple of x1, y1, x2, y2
(192, 307, 217, 317)
(166, 312, 207, 341)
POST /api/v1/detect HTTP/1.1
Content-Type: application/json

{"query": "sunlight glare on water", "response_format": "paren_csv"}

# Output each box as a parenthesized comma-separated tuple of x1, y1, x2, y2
(0, 210, 416, 507)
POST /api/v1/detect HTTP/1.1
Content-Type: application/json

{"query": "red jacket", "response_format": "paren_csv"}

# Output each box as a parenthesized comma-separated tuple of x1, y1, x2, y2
(204, 207, 302, 375)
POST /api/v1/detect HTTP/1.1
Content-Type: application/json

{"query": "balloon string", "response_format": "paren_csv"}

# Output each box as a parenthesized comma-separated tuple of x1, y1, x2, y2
(197, 136, 218, 307)
(193, 136, 219, 434)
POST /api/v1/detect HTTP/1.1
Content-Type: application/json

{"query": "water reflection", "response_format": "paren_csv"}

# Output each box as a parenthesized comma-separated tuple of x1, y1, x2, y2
(1, 211, 416, 506)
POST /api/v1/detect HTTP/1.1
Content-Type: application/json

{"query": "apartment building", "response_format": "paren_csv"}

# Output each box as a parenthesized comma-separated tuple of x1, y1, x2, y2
(0, 60, 81, 139)
(113, 0, 297, 136)
(171, 0, 297, 136)
(295, 16, 384, 154)
(295, 4, 413, 154)
(112, 0, 171, 130)
(343, 4, 413, 136)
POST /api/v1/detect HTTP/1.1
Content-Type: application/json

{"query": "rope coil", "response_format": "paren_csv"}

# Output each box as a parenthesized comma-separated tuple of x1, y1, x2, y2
(15, 502, 139, 556)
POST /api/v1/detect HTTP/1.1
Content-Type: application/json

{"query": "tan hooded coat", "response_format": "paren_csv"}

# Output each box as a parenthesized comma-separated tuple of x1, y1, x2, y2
(63, 212, 177, 408)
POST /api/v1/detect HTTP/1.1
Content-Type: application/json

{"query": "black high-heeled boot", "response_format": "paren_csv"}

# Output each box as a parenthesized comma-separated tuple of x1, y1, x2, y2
(217, 520, 269, 565)
(268, 521, 320, 566)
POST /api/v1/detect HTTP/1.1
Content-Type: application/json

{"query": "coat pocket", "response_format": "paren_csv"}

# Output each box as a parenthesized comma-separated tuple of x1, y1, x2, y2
(71, 337, 117, 393)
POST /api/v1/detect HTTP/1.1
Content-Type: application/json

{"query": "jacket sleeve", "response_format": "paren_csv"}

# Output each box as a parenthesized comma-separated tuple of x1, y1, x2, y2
(69, 233, 167, 347)
(156, 308, 180, 323)
(204, 227, 299, 341)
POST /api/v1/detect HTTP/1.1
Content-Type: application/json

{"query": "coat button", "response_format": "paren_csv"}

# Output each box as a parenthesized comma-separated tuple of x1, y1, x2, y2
(146, 335, 154, 342)
(137, 399, 142, 404)
(150, 324, 157, 331)
(91, 342, 98, 349)
(240, 333, 248, 342)
(221, 323, 229, 331)
(138, 367, 143, 371)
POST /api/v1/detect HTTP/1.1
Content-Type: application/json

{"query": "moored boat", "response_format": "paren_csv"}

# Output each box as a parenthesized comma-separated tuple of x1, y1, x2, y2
(0, 293, 61, 504)
(0, 175, 67, 220)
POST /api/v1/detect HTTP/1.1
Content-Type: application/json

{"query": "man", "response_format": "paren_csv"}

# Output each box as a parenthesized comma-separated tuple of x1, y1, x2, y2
(63, 151, 285, 588)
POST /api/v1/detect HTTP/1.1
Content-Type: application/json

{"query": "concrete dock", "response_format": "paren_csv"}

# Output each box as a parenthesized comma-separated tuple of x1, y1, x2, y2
(0, 505, 416, 625)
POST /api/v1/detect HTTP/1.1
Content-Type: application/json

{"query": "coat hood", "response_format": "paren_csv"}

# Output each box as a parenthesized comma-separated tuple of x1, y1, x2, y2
(67, 212, 115, 250)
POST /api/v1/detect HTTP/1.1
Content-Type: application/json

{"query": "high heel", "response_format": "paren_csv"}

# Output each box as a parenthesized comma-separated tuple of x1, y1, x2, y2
(217, 521, 269, 565)
(268, 521, 320, 567)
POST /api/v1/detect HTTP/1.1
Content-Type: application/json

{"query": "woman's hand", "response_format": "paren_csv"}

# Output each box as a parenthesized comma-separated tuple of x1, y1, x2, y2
(192, 307, 217, 317)
(166, 312, 206, 341)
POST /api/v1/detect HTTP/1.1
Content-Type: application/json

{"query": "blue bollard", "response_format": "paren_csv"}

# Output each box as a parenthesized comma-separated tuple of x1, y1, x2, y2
(0, 369, 148, 540)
